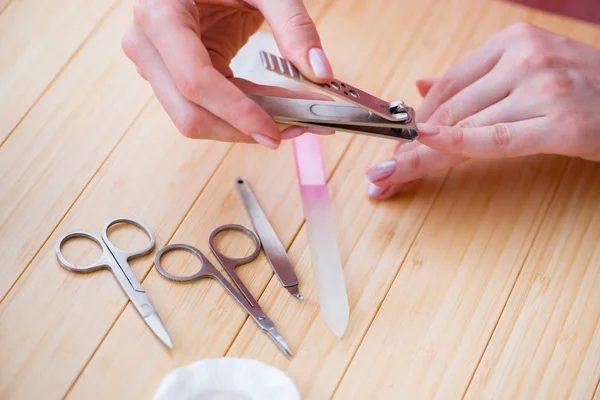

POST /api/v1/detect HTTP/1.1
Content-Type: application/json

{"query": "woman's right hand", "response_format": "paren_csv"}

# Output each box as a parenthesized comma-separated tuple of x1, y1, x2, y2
(122, 0, 335, 149)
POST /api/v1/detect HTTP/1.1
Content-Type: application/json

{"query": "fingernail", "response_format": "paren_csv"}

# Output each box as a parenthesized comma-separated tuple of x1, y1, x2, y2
(416, 77, 437, 84)
(416, 123, 440, 135)
(308, 48, 333, 79)
(251, 133, 279, 149)
(281, 126, 306, 140)
(365, 159, 396, 182)
(308, 127, 335, 135)
(281, 126, 308, 140)
(368, 183, 390, 197)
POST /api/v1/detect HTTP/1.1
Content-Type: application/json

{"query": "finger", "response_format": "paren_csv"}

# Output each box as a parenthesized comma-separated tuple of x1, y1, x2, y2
(417, 118, 551, 158)
(456, 93, 540, 128)
(427, 67, 510, 126)
(367, 182, 415, 200)
(136, 66, 147, 81)
(416, 77, 437, 97)
(280, 125, 335, 139)
(254, 0, 333, 81)
(417, 41, 504, 123)
(135, 1, 281, 146)
(122, 25, 250, 143)
(394, 140, 421, 155)
(365, 144, 467, 188)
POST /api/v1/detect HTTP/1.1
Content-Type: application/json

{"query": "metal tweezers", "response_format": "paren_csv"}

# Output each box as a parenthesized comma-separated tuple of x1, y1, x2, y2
(248, 51, 419, 141)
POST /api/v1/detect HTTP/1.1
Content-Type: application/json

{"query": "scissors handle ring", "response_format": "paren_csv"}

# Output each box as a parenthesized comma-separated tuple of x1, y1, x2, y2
(101, 217, 156, 259)
(208, 224, 261, 266)
(154, 243, 215, 282)
(55, 231, 110, 272)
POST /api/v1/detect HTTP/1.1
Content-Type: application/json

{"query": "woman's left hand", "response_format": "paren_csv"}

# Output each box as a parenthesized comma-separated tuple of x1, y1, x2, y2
(365, 22, 600, 199)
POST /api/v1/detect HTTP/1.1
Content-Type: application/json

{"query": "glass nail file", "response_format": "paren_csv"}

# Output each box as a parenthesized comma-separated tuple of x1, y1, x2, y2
(292, 133, 349, 338)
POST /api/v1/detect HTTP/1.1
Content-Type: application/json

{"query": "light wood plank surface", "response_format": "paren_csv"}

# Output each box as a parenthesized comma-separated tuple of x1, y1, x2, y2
(0, 0, 152, 299)
(0, 0, 120, 143)
(465, 160, 600, 399)
(66, 0, 427, 396)
(1, 0, 600, 399)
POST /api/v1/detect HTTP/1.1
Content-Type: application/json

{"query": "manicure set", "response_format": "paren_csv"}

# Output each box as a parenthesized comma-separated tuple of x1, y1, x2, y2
(55, 52, 415, 357)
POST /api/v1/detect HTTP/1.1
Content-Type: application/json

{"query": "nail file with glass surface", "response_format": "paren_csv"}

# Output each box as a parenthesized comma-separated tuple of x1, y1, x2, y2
(292, 133, 349, 338)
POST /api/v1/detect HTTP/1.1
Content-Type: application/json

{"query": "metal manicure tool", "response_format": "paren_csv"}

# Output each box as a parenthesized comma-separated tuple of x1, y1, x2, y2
(235, 177, 304, 301)
(154, 224, 293, 358)
(248, 51, 419, 141)
(55, 217, 172, 349)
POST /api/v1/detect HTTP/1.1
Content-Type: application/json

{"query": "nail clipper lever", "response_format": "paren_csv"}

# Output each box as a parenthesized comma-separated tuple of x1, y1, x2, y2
(249, 51, 419, 141)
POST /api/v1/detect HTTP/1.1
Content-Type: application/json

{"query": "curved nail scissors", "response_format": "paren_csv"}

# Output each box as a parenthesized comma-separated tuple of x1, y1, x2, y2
(154, 224, 293, 358)
(55, 217, 172, 349)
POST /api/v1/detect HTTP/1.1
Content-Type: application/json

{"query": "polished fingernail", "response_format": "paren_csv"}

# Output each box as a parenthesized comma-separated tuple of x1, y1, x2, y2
(416, 77, 437, 84)
(309, 48, 333, 79)
(416, 77, 436, 96)
(308, 127, 335, 135)
(368, 183, 390, 198)
(251, 133, 279, 149)
(281, 127, 307, 140)
(416, 123, 440, 135)
(365, 160, 396, 182)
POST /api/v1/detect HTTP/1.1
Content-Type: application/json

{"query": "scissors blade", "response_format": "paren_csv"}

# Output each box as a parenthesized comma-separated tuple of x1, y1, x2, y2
(106, 248, 173, 349)
(144, 312, 173, 349)
(265, 327, 293, 358)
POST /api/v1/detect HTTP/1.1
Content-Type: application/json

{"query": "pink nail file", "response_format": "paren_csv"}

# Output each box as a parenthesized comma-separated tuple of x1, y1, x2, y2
(293, 133, 349, 338)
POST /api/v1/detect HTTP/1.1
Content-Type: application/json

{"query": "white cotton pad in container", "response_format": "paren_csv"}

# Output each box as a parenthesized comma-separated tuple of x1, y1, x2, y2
(153, 358, 301, 400)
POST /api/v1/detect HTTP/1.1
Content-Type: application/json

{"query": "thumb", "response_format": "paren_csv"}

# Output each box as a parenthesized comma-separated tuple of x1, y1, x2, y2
(254, 0, 333, 82)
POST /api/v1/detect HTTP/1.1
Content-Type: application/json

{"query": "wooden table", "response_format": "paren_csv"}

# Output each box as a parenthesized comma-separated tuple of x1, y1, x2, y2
(1, 0, 600, 398)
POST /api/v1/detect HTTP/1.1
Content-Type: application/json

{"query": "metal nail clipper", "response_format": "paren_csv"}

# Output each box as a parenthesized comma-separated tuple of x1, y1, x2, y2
(248, 51, 419, 141)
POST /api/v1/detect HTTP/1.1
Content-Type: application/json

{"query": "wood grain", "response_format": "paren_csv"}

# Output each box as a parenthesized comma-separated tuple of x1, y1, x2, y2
(2, 0, 600, 399)
(528, 6, 600, 43)
(229, 0, 525, 398)
(0, 0, 12, 14)
(459, 17, 600, 400)
(0, 0, 152, 299)
(334, 153, 568, 399)
(464, 160, 600, 399)
(64, 136, 350, 399)
(333, 8, 600, 400)
(0, 0, 119, 142)
(65, 0, 442, 396)
(331, 8, 600, 398)
(0, 98, 230, 399)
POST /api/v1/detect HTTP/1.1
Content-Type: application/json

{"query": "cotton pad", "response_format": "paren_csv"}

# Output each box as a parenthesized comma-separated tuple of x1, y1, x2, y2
(153, 358, 300, 400)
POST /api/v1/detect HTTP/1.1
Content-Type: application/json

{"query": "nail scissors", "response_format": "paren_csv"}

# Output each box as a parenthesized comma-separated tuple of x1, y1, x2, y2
(248, 51, 419, 141)
(154, 224, 293, 358)
(55, 217, 172, 349)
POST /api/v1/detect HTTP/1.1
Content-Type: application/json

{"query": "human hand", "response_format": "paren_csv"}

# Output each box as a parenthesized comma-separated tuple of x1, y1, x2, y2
(122, 0, 335, 149)
(366, 22, 600, 199)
